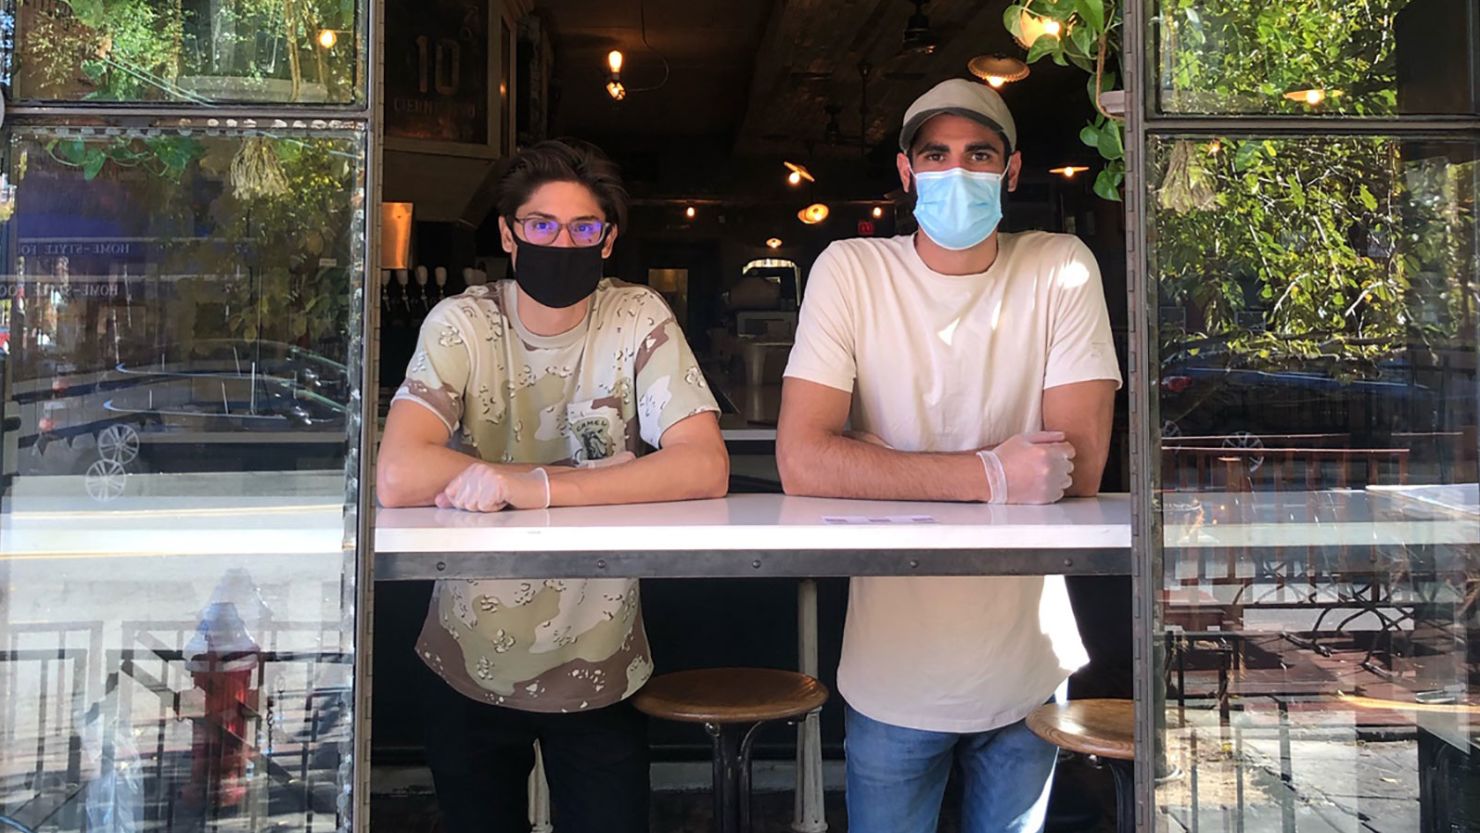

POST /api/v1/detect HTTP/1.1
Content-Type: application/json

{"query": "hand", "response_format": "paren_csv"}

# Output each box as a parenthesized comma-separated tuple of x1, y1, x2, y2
(436, 463, 551, 512)
(577, 450, 637, 469)
(976, 431, 1075, 505)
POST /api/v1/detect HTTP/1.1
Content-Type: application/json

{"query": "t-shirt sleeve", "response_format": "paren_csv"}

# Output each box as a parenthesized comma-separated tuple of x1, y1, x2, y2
(391, 299, 472, 434)
(632, 292, 721, 449)
(1044, 238, 1124, 391)
(783, 245, 857, 393)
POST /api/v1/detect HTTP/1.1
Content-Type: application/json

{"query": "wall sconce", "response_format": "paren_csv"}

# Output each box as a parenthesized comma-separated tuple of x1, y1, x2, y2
(784, 161, 815, 186)
(1013, 9, 1061, 49)
(607, 51, 626, 100)
(798, 203, 830, 225)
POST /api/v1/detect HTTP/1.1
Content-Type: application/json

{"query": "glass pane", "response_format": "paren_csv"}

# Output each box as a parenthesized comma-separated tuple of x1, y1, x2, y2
(1156, 0, 1479, 116)
(1150, 135, 1480, 830)
(11, 0, 361, 104)
(0, 125, 365, 832)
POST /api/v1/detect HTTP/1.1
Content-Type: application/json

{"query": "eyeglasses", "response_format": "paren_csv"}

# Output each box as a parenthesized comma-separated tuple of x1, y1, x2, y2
(510, 215, 612, 247)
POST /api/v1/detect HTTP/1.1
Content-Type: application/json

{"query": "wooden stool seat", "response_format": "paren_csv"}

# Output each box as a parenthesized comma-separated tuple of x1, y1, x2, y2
(1027, 698, 1134, 761)
(1028, 699, 1135, 833)
(634, 668, 829, 833)
(632, 668, 829, 725)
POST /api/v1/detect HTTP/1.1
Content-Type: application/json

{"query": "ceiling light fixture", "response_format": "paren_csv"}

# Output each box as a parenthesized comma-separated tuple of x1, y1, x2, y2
(766, 238, 783, 249)
(798, 203, 830, 224)
(784, 161, 815, 186)
(872, 206, 884, 219)
(685, 206, 696, 219)
(1049, 165, 1091, 179)
(317, 29, 338, 49)
(901, 0, 938, 55)
(968, 55, 1030, 89)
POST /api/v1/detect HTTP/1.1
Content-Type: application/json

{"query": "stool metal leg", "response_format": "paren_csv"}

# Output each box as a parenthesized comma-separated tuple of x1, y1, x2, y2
(1107, 758, 1135, 833)
(793, 579, 827, 833)
(706, 723, 741, 833)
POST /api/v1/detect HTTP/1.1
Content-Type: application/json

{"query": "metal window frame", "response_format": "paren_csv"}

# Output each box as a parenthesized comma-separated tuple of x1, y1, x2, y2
(2, 0, 384, 828)
(1125, 2, 1480, 830)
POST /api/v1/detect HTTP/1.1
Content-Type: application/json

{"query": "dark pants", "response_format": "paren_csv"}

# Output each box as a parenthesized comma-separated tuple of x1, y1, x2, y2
(419, 660, 651, 833)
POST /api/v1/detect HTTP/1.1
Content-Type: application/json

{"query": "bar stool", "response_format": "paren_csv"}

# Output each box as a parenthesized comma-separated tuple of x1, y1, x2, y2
(632, 668, 829, 833)
(1027, 699, 1135, 833)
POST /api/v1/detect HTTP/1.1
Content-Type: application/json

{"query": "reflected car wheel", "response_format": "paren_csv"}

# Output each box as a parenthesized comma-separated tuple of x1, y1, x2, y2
(97, 423, 141, 465)
(84, 459, 128, 502)
(1221, 431, 1265, 473)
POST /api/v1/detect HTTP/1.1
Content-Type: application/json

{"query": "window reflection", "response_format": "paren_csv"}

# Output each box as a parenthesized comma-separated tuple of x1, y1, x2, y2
(13, 0, 360, 104)
(1157, 0, 1478, 116)
(0, 127, 363, 832)
(1151, 135, 1478, 830)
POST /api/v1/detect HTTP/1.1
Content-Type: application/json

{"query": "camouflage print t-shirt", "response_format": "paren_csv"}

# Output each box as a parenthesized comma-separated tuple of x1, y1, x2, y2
(394, 278, 719, 713)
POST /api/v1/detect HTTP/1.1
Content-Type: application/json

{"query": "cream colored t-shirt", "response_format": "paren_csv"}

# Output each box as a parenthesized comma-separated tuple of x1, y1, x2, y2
(395, 278, 719, 713)
(784, 232, 1122, 733)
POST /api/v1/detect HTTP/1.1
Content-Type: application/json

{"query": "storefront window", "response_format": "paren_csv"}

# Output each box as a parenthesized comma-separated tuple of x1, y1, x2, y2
(12, 0, 362, 104)
(1148, 132, 1479, 828)
(0, 125, 366, 832)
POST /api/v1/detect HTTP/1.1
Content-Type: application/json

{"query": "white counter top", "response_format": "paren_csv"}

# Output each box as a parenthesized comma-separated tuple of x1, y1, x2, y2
(375, 494, 1132, 579)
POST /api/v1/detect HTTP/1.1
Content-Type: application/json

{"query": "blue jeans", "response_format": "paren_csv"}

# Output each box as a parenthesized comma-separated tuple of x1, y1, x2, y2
(844, 705, 1058, 833)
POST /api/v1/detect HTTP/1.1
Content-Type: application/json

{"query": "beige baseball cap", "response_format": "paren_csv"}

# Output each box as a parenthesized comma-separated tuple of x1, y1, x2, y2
(899, 78, 1018, 155)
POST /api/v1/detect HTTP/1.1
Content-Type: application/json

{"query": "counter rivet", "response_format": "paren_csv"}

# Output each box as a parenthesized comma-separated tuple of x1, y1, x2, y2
(1064, 558, 1073, 568)
(752, 560, 762, 569)
(597, 559, 608, 569)
(909, 560, 919, 569)
(436, 561, 446, 572)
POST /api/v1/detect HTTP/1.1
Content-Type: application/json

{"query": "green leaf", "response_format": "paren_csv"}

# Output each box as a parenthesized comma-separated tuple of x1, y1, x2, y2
(1096, 122, 1124, 161)
(1026, 34, 1058, 63)
(1068, 53, 1093, 72)
(1289, 179, 1305, 209)
(81, 150, 107, 181)
(1003, 4, 1026, 37)
(1233, 141, 1261, 172)
(1080, 124, 1100, 149)
(1358, 185, 1378, 212)
(1093, 169, 1122, 201)
(1069, 23, 1095, 58)
(1078, 0, 1105, 31)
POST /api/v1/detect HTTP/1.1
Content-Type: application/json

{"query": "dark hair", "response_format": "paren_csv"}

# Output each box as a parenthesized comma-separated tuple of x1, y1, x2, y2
(494, 138, 629, 230)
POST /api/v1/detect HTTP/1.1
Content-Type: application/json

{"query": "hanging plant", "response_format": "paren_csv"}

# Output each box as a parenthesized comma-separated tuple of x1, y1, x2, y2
(230, 137, 292, 201)
(1002, 0, 1125, 201)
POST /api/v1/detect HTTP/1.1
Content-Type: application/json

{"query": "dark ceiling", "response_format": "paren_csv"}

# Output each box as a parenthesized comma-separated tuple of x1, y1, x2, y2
(534, 0, 1099, 183)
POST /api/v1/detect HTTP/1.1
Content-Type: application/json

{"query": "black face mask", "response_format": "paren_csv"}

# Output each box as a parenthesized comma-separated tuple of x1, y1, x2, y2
(510, 237, 605, 309)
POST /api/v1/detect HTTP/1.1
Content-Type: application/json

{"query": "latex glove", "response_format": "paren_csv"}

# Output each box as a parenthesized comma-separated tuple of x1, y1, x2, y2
(976, 431, 1075, 505)
(436, 463, 550, 512)
(577, 451, 637, 469)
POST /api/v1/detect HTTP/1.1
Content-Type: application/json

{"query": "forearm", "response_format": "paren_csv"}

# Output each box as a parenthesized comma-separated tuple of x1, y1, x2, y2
(548, 442, 729, 506)
(778, 430, 988, 502)
(376, 444, 544, 507)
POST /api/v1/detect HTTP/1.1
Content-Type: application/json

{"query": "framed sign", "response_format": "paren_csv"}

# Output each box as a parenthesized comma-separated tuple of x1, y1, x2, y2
(385, 0, 498, 155)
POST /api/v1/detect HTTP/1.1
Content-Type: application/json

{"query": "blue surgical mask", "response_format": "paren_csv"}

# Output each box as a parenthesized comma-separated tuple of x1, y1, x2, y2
(910, 167, 1004, 251)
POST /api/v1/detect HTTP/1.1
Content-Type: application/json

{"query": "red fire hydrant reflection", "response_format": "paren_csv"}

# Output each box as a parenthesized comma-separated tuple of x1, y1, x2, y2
(183, 601, 260, 808)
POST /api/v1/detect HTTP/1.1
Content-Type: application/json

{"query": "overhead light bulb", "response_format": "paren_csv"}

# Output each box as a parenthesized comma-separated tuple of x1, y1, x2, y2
(1015, 10, 1062, 47)
(317, 29, 337, 49)
(783, 161, 816, 186)
(986, 76, 1006, 88)
(685, 206, 696, 219)
(1049, 165, 1091, 179)
(1043, 18, 1062, 36)
(872, 206, 884, 219)
(606, 81, 626, 100)
(1283, 87, 1338, 106)
(766, 238, 783, 249)
(608, 50, 624, 73)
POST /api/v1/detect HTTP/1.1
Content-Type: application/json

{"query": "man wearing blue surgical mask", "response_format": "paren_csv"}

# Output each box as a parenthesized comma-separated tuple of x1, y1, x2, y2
(777, 79, 1122, 833)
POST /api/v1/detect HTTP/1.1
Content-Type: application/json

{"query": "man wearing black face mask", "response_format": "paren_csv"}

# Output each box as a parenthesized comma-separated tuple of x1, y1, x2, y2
(377, 138, 729, 833)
